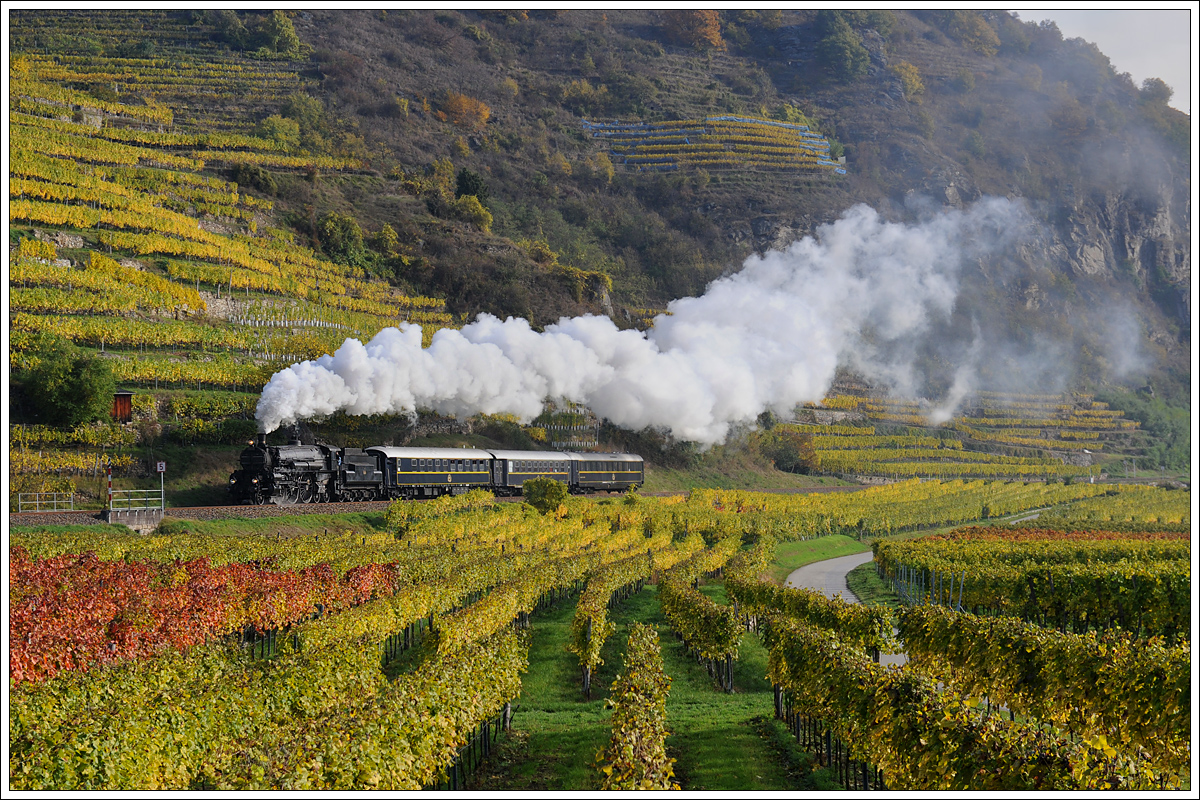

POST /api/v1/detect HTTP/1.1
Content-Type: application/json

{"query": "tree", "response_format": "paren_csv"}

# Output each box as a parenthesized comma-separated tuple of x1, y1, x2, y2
(759, 429, 813, 474)
(254, 114, 300, 152)
(1139, 77, 1173, 106)
(19, 334, 116, 427)
(816, 17, 869, 82)
(450, 195, 493, 233)
(843, 10, 896, 39)
(455, 168, 490, 203)
(260, 10, 301, 56)
(282, 93, 327, 150)
(965, 130, 986, 158)
(1049, 94, 1088, 138)
(206, 9, 248, 49)
(371, 223, 400, 256)
(944, 11, 1000, 56)
(523, 477, 569, 514)
(889, 61, 924, 103)
(439, 92, 491, 131)
(661, 10, 725, 51)
(759, 9, 783, 31)
(316, 211, 367, 267)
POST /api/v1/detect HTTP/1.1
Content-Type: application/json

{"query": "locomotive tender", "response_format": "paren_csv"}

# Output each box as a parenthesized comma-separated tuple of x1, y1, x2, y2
(229, 434, 644, 505)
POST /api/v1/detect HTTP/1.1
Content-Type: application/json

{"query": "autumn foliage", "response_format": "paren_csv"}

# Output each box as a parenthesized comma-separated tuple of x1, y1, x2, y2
(8, 547, 405, 684)
(661, 10, 725, 51)
(438, 91, 491, 131)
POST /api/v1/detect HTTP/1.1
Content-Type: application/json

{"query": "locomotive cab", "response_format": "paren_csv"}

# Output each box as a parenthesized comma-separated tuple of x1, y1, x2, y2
(335, 448, 384, 501)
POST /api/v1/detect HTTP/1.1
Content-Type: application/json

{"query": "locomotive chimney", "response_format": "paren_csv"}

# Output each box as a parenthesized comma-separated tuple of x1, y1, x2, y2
(256, 433, 267, 449)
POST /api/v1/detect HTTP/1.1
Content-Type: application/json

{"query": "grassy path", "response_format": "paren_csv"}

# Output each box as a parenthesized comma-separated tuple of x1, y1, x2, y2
(653, 582, 813, 790)
(470, 581, 821, 790)
(468, 534, 904, 790)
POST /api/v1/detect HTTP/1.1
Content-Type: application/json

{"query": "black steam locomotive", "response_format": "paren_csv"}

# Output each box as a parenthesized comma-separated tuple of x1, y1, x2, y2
(229, 434, 644, 505)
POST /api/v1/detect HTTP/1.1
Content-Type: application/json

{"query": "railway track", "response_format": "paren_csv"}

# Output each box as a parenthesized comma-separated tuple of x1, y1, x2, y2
(8, 485, 866, 527)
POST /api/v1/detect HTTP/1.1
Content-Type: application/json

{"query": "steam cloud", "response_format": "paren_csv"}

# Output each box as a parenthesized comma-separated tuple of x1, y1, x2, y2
(256, 198, 1036, 444)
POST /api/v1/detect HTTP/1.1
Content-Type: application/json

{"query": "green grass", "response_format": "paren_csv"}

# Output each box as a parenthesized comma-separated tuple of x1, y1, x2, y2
(470, 581, 822, 791)
(643, 461, 854, 493)
(844, 562, 903, 611)
(766, 534, 871, 585)
(154, 511, 388, 538)
(7, 522, 135, 536)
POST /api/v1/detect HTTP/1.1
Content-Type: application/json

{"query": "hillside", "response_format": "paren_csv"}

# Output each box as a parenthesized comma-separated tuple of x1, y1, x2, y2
(292, 9, 1192, 381)
(6, 9, 1192, 491)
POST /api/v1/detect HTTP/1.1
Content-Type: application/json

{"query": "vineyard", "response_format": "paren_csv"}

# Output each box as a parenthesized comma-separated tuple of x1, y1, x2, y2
(8, 16, 456, 355)
(8, 11, 466, 500)
(772, 388, 1151, 482)
(584, 115, 847, 174)
(8, 481, 1190, 789)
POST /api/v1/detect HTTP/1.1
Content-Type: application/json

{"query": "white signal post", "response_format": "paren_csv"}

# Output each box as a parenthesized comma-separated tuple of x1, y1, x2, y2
(157, 461, 167, 509)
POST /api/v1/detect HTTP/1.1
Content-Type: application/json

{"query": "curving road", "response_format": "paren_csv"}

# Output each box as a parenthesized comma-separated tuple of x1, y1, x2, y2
(784, 551, 875, 600)
(785, 551, 907, 667)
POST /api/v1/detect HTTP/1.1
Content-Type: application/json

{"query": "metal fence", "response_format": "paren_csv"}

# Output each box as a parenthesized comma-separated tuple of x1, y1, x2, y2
(15, 492, 75, 512)
(109, 488, 164, 511)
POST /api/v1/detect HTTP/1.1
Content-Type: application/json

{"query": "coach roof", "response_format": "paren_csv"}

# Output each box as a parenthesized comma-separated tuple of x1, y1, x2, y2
(365, 446, 494, 460)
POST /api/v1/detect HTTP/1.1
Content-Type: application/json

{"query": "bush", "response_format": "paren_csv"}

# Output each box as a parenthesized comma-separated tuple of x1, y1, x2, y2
(450, 194, 493, 233)
(889, 61, 924, 103)
(316, 211, 367, 266)
(232, 163, 277, 196)
(523, 477, 569, 515)
(455, 168, 490, 203)
(254, 114, 300, 152)
(17, 334, 116, 427)
(438, 92, 491, 131)
(816, 18, 869, 82)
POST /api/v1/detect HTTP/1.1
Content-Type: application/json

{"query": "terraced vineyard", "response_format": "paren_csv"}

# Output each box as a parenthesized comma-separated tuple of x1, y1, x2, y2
(7, 11, 462, 500)
(780, 389, 1145, 481)
(9, 483, 1189, 789)
(584, 115, 846, 174)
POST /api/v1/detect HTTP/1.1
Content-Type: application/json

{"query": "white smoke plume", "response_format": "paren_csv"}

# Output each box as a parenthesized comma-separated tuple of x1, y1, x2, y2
(256, 198, 1035, 444)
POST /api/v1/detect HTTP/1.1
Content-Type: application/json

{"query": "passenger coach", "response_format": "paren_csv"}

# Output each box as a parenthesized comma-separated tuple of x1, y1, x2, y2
(365, 446, 494, 499)
(569, 452, 645, 493)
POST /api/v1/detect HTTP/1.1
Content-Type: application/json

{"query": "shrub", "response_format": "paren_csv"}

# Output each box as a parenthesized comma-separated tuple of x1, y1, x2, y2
(450, 195, 493, 233)
(523, 477, 569, 515)
(232, 163, 277, 196)
(316, 211, 367, 267)
(439, 92, 491, 131)
(661, 10, 724, 51)
(951, 68, 976, 93)
(17, 334, 116, 427)
(455, 168, 490, 202)
(889, 61, 924, 103)
(254, 114, 300, 152)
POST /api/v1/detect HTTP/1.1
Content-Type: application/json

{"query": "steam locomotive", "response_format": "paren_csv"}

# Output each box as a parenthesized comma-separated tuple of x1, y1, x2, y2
(229, 434, 644, 505)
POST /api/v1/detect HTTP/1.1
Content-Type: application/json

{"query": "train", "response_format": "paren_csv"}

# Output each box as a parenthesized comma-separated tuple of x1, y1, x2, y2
(228, 434, 644, 505)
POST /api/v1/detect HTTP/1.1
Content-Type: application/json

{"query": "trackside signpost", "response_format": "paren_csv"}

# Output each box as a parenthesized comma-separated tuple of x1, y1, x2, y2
(157, 461, 166, 509)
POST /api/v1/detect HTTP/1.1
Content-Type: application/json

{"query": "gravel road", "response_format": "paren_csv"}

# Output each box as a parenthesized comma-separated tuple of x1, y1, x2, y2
(785, 550, 907, 667)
